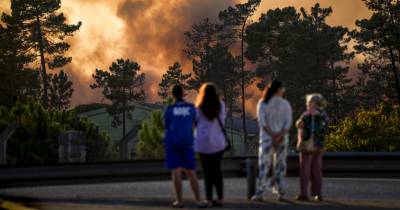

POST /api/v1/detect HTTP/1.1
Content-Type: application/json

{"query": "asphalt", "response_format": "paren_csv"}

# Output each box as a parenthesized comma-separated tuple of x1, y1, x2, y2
(0, 178, 399, 210)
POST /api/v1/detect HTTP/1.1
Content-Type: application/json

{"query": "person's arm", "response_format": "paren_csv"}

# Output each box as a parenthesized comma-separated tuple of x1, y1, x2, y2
(263, 124, 277, 138)
(257, 101, 276, 138)
(220, 101, 226, 125)
(273, 101, 293, 144)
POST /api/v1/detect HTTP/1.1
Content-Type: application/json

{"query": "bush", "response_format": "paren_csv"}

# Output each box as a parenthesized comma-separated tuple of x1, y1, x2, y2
(135, 110, 164, 159)
(0, 100, 113, 164)
(326, 106, 400, 152)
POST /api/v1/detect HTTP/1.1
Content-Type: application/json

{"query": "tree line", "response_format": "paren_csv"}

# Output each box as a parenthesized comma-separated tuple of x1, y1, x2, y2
(1, 0, 399, 140)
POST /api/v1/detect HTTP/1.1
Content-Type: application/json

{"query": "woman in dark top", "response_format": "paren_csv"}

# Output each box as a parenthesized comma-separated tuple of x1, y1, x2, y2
(295, 93, 329, 201)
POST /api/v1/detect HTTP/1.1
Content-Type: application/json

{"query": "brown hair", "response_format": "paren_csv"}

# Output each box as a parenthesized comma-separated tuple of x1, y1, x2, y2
(195, 83, 220, 120)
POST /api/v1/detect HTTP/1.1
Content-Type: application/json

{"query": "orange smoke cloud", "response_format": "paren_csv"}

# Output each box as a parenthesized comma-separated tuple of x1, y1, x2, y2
(61, 0, 236, 106)
(2, 0, 371, 115)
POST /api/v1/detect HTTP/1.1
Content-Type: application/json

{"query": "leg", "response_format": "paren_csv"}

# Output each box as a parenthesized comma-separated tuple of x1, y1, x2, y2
(271, 140, 288, 196)
(184, 169, 202, 203)
(254, 140, 273, 197)
(172, 168, 183, 203)
(213, 151, 225, 201)
(299, 152, 312, 197)
(311, 147, 324, 197)
(199, 153, 213, 202)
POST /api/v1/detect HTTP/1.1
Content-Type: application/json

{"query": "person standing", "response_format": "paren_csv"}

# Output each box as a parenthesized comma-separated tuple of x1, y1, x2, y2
(251, 80, 293, 201)
(163, 85, 206, 208)
(295, 93, 329, 201)
(194, 83, 227, 207)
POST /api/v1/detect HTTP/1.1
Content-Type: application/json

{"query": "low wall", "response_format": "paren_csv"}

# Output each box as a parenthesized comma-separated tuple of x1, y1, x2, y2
(0, 152, 399, 188)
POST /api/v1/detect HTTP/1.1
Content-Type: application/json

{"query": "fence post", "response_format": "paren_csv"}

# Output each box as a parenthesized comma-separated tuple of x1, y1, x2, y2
(0, 123, 19, 165)
(246, 157, 256, 199)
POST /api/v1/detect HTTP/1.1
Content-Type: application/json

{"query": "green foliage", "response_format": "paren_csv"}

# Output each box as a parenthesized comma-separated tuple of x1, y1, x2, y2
(91, 58, 146, 136)
(0, 99, 113, 165)
(158, 62, 191, 102)
(326, 106, 400, 152)
(136, 110, 164, 159)
(48, 70, 74, 110)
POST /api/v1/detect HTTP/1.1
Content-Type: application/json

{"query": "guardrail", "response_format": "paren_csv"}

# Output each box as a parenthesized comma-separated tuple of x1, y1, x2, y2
(0, 152, 399, 189)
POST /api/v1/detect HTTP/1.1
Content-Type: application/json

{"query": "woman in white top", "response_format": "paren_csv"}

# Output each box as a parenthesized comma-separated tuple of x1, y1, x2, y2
(251, 80, 293, 201)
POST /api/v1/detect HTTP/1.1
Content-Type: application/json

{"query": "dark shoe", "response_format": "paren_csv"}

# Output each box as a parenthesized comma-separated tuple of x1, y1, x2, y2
(212, 200, 223, 207)
(295, 195, 309, 201)
(277, 193, 285, 201)
(313, 195, 323, 201)
(197, 202, 209, 209)
(172, 201, 184, 208)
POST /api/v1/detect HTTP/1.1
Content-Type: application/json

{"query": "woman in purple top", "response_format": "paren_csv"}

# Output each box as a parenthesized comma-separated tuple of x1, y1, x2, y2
(194, 83, 227, 207)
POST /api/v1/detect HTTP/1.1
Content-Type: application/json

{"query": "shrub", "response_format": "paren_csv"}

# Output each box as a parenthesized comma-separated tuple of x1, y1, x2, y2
(326, 106, 400, 152)
(135, 110, 164, 159)
(0, 100, 113, 164)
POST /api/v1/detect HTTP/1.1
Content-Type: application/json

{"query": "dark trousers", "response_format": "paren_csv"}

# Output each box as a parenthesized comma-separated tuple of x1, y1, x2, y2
(199, 150, 224, 201)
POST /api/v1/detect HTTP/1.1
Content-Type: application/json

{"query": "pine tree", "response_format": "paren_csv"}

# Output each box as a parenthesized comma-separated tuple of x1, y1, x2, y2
(9, 0, 81, 107)
(48, 70, 73, 110)
(218, 0, 261, 141)
(158, 62, 191, 102)
(90, 58, 146, 137)
(245, 4, 354, 118)
(0, 13, 40, 107)
(136, 110, 164, 159)
(187, 44, 242, 116)
(352, 0, 400, 104)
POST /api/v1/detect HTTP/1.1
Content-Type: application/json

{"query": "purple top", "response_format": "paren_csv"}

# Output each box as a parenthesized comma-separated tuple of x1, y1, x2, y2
(194, 101, 227, 154)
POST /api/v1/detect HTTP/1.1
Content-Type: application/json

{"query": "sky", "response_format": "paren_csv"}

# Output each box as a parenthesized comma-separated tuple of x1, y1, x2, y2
(0, 0, 371, 115)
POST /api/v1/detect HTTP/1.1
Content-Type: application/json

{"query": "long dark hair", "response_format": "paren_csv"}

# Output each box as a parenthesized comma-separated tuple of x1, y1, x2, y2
(195, 83, 221, 120)
(262, 80, 283, 104)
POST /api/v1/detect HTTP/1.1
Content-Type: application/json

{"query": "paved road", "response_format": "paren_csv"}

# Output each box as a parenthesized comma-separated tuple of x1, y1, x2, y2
(1, 178, 399, 210)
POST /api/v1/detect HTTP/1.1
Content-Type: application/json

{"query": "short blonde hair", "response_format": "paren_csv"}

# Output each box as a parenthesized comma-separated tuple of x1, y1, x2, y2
(306, 93, 327, 109)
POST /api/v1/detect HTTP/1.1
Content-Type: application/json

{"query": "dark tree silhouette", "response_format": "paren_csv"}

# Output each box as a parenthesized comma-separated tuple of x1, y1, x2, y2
(9, 0, 81, 107)
(218, 0, 261, 142)
(158, 62, 191, 102)
(0, 13, 40, 107)
(245, 4, 354, 119)
(90, 58, 146, 137)
(352, 0, 400, 104)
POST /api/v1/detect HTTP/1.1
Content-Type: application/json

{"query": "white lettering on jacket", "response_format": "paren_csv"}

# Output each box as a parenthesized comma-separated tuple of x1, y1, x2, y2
(173, 107, 190, 117)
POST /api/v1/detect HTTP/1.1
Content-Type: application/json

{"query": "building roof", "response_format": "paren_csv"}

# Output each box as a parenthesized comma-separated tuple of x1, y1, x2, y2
(78, 101, 258, 143)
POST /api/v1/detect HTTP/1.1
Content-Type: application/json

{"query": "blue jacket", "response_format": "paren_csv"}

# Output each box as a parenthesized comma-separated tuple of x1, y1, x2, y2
(163, 100, 196, 147)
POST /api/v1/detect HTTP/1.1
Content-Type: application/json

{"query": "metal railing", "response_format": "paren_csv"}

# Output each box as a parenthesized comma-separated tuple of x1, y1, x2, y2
(0, 152, 399, 190)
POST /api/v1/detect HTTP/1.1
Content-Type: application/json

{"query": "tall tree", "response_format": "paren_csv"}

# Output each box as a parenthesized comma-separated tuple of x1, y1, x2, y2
(187, 44, 242, 117)
(184, 18, 221, 60)
(9, 0, 81, 107)
(218, 0, 261, 141)
(48, 70, 73, 110)
(158, 62, 191, 102)
(352, 0, 400, 104)
(90, 58, 146, 138)
(0, 13, 40, 107)
(245, 4, 354, 119)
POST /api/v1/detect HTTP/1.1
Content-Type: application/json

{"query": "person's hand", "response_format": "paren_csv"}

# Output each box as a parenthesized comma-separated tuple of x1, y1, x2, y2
(272, 134, 283, 148)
